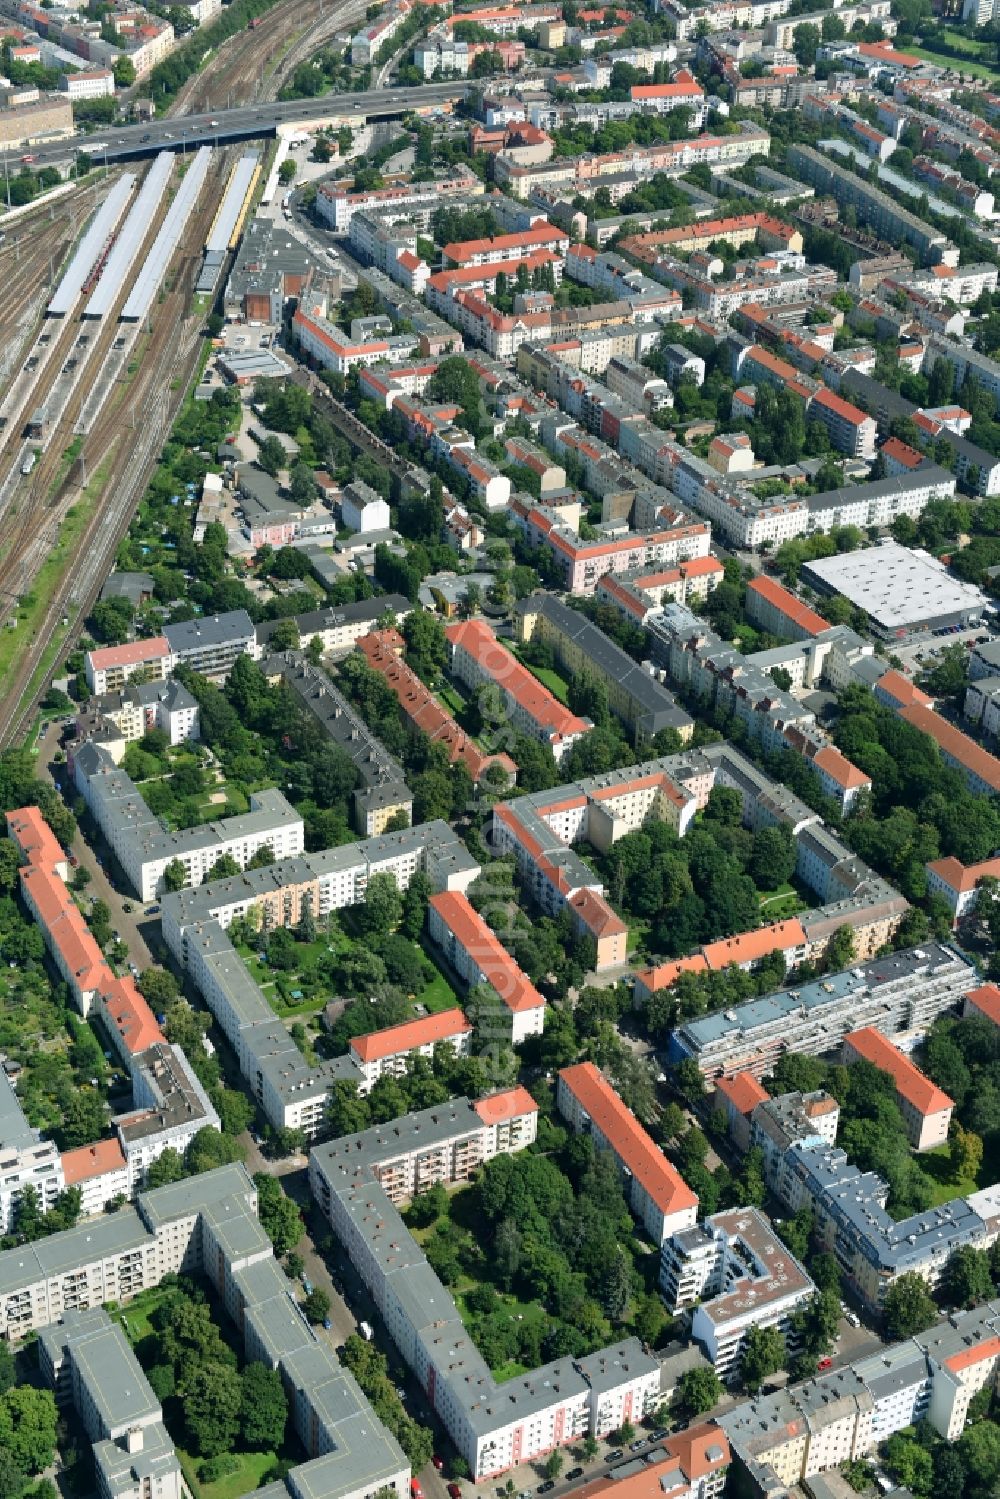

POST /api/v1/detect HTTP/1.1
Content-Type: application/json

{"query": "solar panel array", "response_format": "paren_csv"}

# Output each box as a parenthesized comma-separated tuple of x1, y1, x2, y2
(206, 152, 259, 256)
(120, 147, 213, 324)
(47, 175, 137, 318)
(84, 152, 174, 320)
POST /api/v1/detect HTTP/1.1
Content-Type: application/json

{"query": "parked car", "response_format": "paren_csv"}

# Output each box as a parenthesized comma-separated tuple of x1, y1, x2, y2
(566, 1468, 583, 1480)
(818, 1357, 833, 1370)
(537, 1483, 555, 1494)
(447, 1486, 462, 1497)
(650, 1430, 668, 1442)
(630, 1440, 646, 1452)
(605, 1452, 623, 1464)
(323, 1318, 332, 1330)
(410, 1482, 422, 1499)
(432, 1457, 444, 1472)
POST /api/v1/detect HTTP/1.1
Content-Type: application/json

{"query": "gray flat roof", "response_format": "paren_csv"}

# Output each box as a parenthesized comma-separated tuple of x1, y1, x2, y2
(516, 593, 692, 734)
(0, 1209, 150, 1297)
(163, 609, 255, 653)
(803, 543, 986, 629)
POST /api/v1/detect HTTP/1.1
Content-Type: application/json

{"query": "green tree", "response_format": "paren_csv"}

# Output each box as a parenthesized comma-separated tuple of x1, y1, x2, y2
(181, 1362, 243, 1457)
(258, 436, 287, 477)
(303, 1288, 332, 1324)
(542, 1453, 564, 1481)
(949, 1123, 983, 1184)
(885, 1434, 933, 1499)
(360, 871, 403, 936)
(240, 1362, 288, 1450)
(253, 1173, 304, 1257)
(674, 1367, 723, 1417)
(882, 1272, 937, 1339)
(163, 858, 187, 893)
(0, 1344, 14, 1396)
(943, 1246, 993, 1308)
(0, 1450, 26, 1499)
(958, 1421, 1000, 1490)
(0, 1388, 58, 1474)
(740, 1324, 785, 1392)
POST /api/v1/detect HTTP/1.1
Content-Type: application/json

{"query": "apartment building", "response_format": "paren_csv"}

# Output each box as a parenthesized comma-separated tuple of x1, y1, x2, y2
(660, 1208, 815, 1379)
(159, 821, 479, 1134)
(70, 741, 304, 902)
(8, 806, 219, 1195)
(445, 618, 590, 764)
(348, 1009, 473, 1094)
(787, 145, 958, 265)
(927, 854, 1000, 924)
(714, 1072, 771, 1151)
(427, 891, 546, 1044)
(263, 653, 413, 836)
(964, 675, 1000, 740)
(85, 637, 170, 695)
(513, 593, 693, 741)
(670, 943, 977, 1080)
(491, 754, 700, 965)
(40, 1309, 184, 1499)
(294, 307, 422, 378)
(596, 557, 725, 625)
(255, 596, 411, 657)
(509, 497, 712, 596)
(843, 1028, 953, 1149)
(0, 1068, 64, 1235)
(5, 1163, 411, 1499)
(572, 1426, 730, 1499)
(316, 173, 483, 233)
(899, 703, 1000, 797)
(745, 577, 829, 641)
(310, 1094, 661, 1480)
(645, 604, 875, 811)
(557, 1063, 698, 1243)
(357, 630, 517, 785)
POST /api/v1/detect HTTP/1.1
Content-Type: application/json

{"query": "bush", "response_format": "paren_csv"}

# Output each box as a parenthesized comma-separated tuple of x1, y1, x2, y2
(199, 1455, 240, 1484)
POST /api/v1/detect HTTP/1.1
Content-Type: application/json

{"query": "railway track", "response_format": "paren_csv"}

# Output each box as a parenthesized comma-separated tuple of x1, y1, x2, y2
(0, 154, 230, 748)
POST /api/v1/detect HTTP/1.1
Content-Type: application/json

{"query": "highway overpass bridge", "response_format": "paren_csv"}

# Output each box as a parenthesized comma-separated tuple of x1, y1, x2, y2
(0, 82, 468, 170)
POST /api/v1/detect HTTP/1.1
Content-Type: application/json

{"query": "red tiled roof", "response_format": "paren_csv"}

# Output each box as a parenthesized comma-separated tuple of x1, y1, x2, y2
(474, 1085, 539, 1125)
(945, 1335, 1000, 1373)
(899, 704, 1000, 794)
(350, 1008, 472, 1063)
(559, 1062, 698, 1218)
(844, 1027, 953, 1117)
(89, 636, 169, 670)
(429, 891, 545, 1014)
(7, 806, 66, 872)
(61, 1138, 127, 1184)
(715, 1071, 770, 1115)
(965, 983, 1000, 1026)
(876, 669, 934, 709)
(747, 576, 828, 637)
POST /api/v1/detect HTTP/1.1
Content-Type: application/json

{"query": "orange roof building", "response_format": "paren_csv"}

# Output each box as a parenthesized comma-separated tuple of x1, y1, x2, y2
(445, 618, 591, 764)
(357, 630, 517, 785)
(557, 1062, 698, 1242)
(428, 891, 546, 1045)
(926, 854, 1000, 923)
(350, 1007, 473, 1089)
(715, 1071, 770, 1149)
(634, 919, 808, 1004)
(964, 983, 1000, 1028)
(574, 1425, 729, 1499)
(899, 703, 1000, 797)
(746, 576, 829, 641)
(7, 807, 68, 878)
(874, 669, 934, 712)
(473, 1084, 538, 1129)
(843, 1027, 953, 1149)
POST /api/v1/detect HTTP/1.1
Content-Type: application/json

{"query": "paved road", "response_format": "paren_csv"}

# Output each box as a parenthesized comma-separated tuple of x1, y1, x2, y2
(2, 82, 471, 170)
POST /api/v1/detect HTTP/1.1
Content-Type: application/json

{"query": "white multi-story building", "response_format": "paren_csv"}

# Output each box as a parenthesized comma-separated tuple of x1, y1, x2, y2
(660, 1208, 815, 1380)
(70, 742, 304, 901)
(428, 891, 546, 1044)
(310, 1095, 662, 1480)
(349, 1009, 473, 1094)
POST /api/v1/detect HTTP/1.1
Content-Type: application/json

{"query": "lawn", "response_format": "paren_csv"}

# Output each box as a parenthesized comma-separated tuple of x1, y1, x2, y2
(906, 43, 999, 78)
(108, 1284, 177, 1343)
(758, 883, 809, 921)
(508, 642, 571, 705)
(179, 1446, 288, 1499)
(921, 1143, 981, 1206)
(418, 964, 460, 1014)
